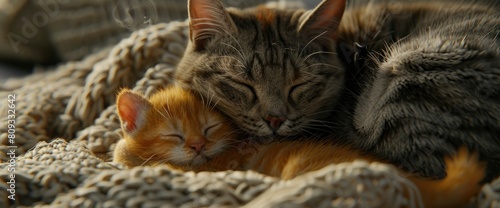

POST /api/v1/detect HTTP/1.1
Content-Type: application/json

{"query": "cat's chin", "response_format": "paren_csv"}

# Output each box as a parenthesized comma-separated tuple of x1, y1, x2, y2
(248, 129, 299, 139)
(246, 123, 301, 138)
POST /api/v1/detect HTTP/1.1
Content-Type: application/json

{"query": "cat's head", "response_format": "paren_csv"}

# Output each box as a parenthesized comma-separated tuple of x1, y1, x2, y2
(176, 0, 346, 137)
(116, 87, 237, 167)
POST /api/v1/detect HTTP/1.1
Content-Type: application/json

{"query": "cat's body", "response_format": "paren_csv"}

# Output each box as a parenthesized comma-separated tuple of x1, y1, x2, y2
(113, 86, 486, 208)
(175, 0, 500, 180)
(333, 1, 500, 181)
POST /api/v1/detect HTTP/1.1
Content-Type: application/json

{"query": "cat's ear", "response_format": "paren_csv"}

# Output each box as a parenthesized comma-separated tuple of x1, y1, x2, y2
(298, 0, 346, 41)
(116, 89, 151, 135)
(188, 0, 237, 51)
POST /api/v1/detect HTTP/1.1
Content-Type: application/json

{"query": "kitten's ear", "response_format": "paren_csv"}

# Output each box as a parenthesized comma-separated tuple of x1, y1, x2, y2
(188, 0, 237, 51)
(116, 89, 151, 135)
(298, 0, 346, 41)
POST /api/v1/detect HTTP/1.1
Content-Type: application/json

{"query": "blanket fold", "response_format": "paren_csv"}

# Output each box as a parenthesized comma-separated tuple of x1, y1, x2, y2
(0, 16, 499, 208)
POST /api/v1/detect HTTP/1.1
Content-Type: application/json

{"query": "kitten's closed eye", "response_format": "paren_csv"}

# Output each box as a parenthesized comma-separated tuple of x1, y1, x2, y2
(160, 134, 184, 142)
(204, 123, 221, 137)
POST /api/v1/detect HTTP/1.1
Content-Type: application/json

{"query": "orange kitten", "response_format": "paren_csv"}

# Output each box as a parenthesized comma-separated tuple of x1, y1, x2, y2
(113, 86, 486, 208)
(113, 87, 245, 171)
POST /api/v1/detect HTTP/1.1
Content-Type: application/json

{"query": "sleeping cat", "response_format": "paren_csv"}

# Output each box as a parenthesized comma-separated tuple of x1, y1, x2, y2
(175, 0, 500, 181)
(175, 0, 347, 138)
(334, 0, 500, 181)
(113, 86, 486, 208)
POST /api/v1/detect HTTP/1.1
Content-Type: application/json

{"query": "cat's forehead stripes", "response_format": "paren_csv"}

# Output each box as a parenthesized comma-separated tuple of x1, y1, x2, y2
(237, 11, 302, 83)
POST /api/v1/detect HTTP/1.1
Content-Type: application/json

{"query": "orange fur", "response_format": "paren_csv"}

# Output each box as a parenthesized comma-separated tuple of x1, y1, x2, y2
(113, 86, 485, 207)
(253, 142, 485, 207)
(113, 87, 240, 170)
(407, 147, 485, 208)
(249, 141, 373, 180)
(255, 6, 276, 30)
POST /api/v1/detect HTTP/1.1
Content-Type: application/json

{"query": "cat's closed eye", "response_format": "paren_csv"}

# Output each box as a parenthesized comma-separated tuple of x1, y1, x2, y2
(288, 81, 324, 107)
(288, 82, 309, 98)
(217, 79, 256, 106)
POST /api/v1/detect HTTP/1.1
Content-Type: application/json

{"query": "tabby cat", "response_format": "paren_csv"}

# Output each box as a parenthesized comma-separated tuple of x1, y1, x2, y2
(113, 86, 486, 208)
(175, 0, 500, 181)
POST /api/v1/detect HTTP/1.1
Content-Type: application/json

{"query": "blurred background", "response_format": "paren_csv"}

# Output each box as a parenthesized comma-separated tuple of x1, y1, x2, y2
(0, 0, 321, 82)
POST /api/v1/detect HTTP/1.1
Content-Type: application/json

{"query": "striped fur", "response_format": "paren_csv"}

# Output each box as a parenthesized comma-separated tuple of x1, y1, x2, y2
(333, 0, 500, 181)
(176, 0, 346, 137)
(176, 0, 500, 181)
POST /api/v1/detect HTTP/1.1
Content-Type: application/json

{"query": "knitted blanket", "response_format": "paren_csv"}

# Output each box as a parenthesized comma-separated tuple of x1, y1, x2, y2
(1, 5, 499, 208)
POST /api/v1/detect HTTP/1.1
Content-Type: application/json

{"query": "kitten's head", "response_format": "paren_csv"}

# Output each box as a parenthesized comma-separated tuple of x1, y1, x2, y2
(176, 0, 346, 137)
(116, 87, 236, 167)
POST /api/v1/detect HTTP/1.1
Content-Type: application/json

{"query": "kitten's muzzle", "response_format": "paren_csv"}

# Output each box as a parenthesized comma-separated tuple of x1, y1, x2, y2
(189, 142, 206, 154)
(186, 136, 207, 154)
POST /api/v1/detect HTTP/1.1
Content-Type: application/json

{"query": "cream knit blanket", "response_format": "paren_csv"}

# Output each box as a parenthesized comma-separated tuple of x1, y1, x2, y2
(0, 5, 499, 208)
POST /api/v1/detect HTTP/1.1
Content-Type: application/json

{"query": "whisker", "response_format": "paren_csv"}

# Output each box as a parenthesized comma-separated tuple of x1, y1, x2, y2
(218, 55, 245, 68)
(210, 98, 221, 112)
(299, 51, 338, 66)
(196, 90, 206, 105)
(223, 31, 247, 62)
(222, 43, 246, 64)
(298, 30, 328, 61)
(307, 119, 338, 126)
(197, 90, 206, 107)
(300, 63, 342, 71)
(305, 109, 337, 117)
(140, 153, 159, 166)
(157, 107, 170, 119)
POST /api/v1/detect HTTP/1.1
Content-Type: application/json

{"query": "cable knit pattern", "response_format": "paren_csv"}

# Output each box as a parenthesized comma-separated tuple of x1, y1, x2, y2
(0, 4, 499, 208)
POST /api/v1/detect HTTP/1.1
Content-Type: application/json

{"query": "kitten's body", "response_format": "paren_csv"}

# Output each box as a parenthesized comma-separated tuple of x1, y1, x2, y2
(175, 0, 500, 180)
(113, 87, 240, 170)
(113, 86, 486, 208)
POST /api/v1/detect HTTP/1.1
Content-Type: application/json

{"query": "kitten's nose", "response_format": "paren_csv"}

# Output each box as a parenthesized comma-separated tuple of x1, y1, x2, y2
(189, 142, 206, 154)
(264, 115, 287, 130)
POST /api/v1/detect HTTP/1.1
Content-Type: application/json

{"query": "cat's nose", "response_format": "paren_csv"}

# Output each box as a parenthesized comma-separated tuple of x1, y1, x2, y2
(264, 115, 287, 130)
(189, 142, 206, 154)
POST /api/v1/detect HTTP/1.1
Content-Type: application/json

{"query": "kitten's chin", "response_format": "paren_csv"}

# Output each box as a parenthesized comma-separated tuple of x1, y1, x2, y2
(191, 155, 208, 166)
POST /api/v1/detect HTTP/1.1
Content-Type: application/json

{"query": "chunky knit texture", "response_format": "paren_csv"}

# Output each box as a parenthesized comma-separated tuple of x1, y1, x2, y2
(0, 0, 267, 63)
(0, 2, 499, 207)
